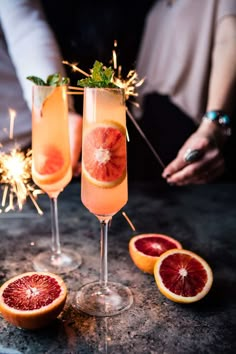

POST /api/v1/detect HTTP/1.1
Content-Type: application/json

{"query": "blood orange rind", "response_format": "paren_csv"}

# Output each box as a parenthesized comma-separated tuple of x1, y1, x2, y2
(82, 166, 126, 188)
(32, 164, 68, 187)
(0, 272, 67, 330)
(82, 120, 127, 188)
(129, 233, 182, 274)
(154, 249, 213, 303)
(84, 120, 126, 138)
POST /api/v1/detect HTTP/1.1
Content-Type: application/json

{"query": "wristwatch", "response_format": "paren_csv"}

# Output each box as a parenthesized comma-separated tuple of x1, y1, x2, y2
(203, 110, 232, 136)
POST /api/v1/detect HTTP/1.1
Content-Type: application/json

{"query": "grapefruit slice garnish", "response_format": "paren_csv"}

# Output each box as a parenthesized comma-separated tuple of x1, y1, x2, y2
(33, 146, 69, 185)
(129, 233, 182, 274)
(0, 272, 67, 330)
(82, 121, 126, 188)
(154, 249, 213, 303)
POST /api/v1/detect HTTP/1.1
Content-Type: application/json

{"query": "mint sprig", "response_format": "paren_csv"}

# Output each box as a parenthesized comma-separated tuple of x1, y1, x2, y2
(27, 73, 70, 86)
(77, 61, 116, 88)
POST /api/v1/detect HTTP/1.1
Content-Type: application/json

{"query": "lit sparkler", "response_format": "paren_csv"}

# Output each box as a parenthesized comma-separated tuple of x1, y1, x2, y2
(63, 44, 165, 230)
(110, 42, 145, 102)
(0, 110, 43, 214)
(8, 108, 16, 140)
(122, 211, 136, 232)
(63, 42, 165, 169)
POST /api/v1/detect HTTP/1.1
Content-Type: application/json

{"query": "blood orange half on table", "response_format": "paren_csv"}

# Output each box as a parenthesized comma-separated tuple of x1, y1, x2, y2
(82, 121, 126, 188)
(129, 233, 182, 274)
(0, 272, 67, 330)
(154, 249, 213, 303)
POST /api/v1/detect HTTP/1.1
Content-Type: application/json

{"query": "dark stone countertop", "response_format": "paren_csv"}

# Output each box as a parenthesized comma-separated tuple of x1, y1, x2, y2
(0, 180, 236, 354)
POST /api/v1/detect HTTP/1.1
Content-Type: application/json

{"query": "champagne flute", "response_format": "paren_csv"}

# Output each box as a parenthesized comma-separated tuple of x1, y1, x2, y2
(31, 84, 82, 273)
(75, 87, 133, 316)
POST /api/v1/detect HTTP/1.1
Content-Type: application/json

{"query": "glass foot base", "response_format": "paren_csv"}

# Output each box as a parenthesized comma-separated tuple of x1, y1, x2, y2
(32, 248, 82, 274)
(74, 281, 133, 317)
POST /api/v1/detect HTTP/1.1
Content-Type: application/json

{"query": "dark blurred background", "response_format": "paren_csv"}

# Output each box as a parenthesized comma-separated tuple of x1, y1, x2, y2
(41, 1, 236, 182)
(41, 0, 155, 114)
(41, 0, 161, 181)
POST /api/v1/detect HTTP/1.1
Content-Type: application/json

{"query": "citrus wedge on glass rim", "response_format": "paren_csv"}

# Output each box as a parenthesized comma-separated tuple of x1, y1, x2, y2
(82, 120, 126, 188)
(0, 272, 67, 330)
(33, 85, 55, 111)
(129, 233, 182, 274)
(154, 249, 213, 303)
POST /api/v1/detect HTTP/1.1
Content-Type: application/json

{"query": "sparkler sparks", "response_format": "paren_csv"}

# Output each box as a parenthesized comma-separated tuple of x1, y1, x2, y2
(63, 49, 144, 103)
(0, 111, 43, 214)
(64, 42, 165, 169)
(0, 149, 43, 214)
(8, 108, 16, 140)
(63, 44, 165, 231)
(122, 211, 136, 232)
(62, 60, 90, 78)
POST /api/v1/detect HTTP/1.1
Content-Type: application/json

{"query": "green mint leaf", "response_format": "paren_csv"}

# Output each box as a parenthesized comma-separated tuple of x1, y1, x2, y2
(27, 73, 70, 86)
(103, 67, 113, 83)
(77, 60, 116, 88)
(61, 77, 70, 85)
(26, 76, 46, 85)
(77, 78, 95, 87)
(92, 61, 104, 82)
(46, 73, 60, 86)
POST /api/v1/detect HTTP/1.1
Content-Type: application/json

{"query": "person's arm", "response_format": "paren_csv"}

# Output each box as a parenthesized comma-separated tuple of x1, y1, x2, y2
(162, 15, 236, 185)
(197, 15, 236, 146)
(207, 16, 236, 114)
(0, 0, 68, 110)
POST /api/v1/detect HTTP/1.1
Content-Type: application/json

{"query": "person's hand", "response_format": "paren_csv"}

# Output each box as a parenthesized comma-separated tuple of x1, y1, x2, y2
(162, 120, 227, 185)
(68, 111, 82, 177)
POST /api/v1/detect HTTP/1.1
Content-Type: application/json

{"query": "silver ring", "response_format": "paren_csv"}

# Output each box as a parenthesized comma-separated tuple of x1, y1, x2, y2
(184, 148, 203, 163)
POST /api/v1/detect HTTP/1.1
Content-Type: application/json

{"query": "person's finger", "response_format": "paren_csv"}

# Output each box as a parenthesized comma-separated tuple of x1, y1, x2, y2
(162, 147, 204, 178)
(166, 162, 201, 185)
(162, 133, 212, 179)
(166, 155, 225, 185)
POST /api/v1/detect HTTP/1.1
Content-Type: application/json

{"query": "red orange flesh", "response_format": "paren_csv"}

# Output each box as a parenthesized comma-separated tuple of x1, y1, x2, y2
(83, 121, 126, 188)
(0, 272, 67, 330)
(129, 233, 182, 274)
(154, 249, 213, 303)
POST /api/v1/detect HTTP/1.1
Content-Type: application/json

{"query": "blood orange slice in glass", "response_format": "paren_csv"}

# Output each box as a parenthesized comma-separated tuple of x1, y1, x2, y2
(33, 145, 69, 185)
(37, 147, 64, 175)
(154, 249, 213, 303)
(82, 121, 126, 188)
(0, 272, 67, 329)
(129, 233, 182, 274)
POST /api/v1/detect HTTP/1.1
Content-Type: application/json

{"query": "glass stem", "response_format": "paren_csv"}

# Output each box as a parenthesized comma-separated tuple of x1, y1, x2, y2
(50, 197, 61, 257)
(100, 218, 111, 287)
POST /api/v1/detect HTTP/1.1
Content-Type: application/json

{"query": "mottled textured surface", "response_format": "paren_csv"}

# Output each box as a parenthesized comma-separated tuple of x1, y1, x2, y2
(0, 180, 235, 354)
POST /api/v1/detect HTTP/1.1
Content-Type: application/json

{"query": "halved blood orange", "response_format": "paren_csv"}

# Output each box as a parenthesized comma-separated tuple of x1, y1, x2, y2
(129, 233, 182, 274)
(0, 272, 67, 330)
(154, 249, 213, 303)
(82, 121, 126, 188)
(32, 146, 69, 185)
